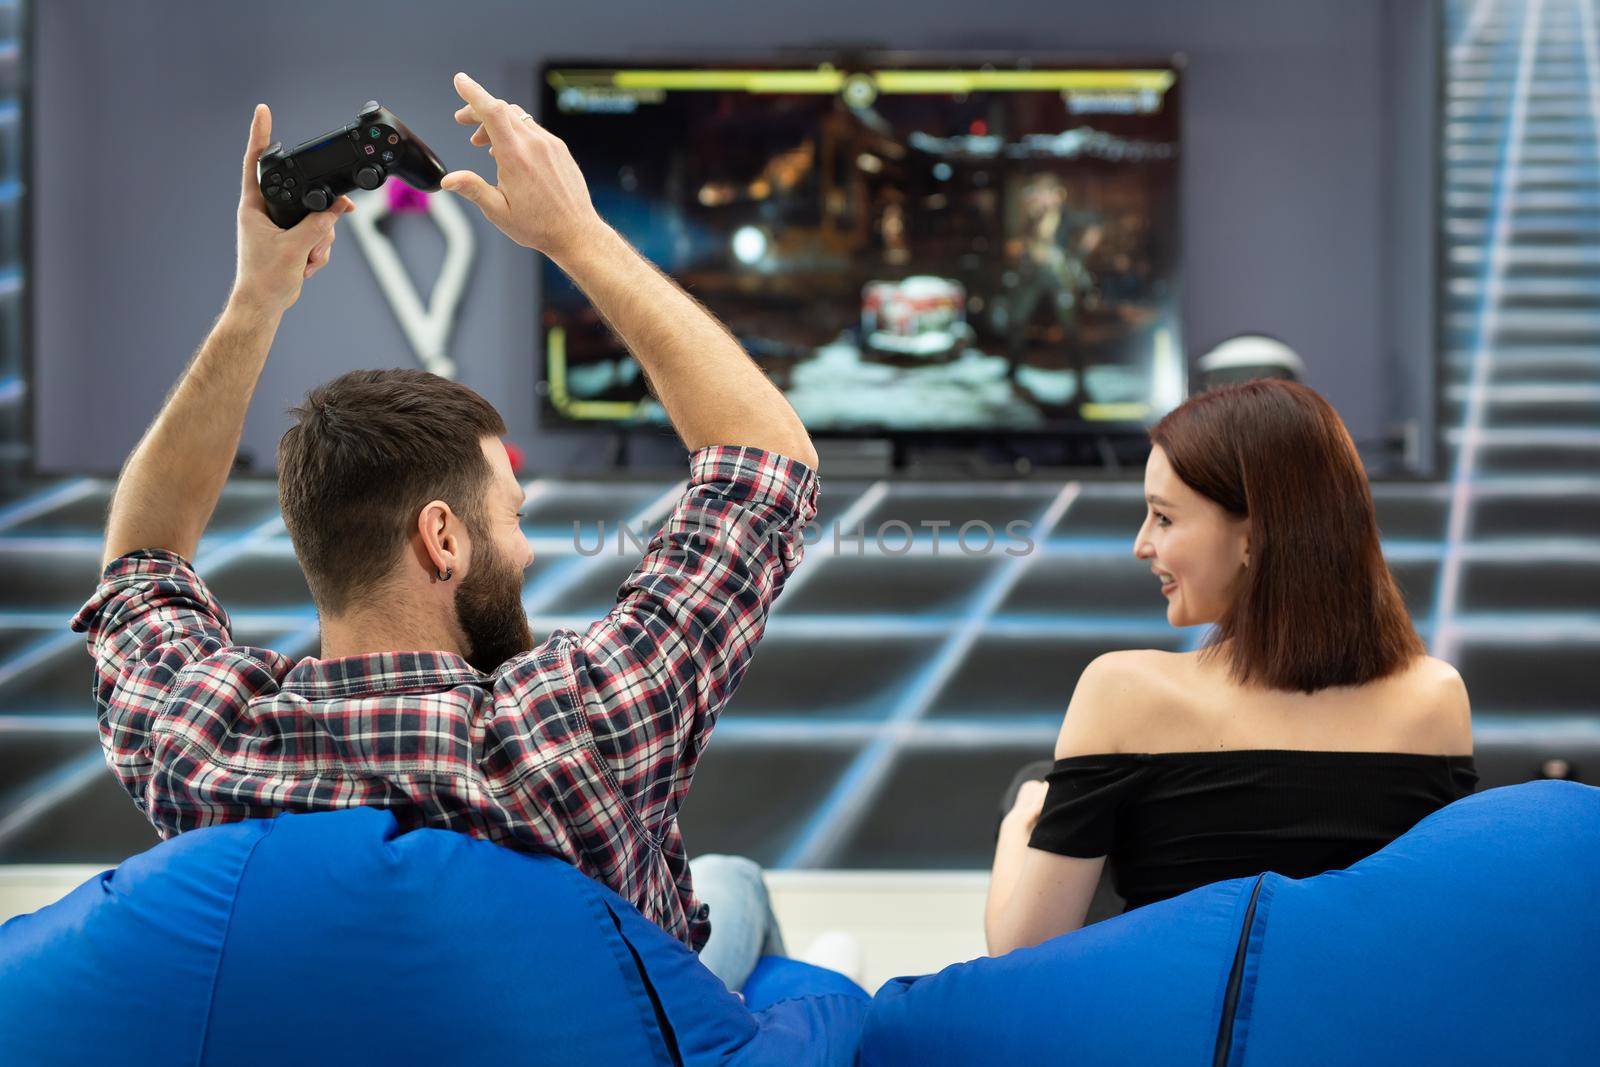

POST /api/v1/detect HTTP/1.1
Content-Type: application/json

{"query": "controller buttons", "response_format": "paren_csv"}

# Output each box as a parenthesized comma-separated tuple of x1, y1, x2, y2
(381, 150, 396, 164)
(387, 134, 399, 145)
(369, 126, 382, 139)
(363, 144, 377, 157)
(264, 172, 282, 187)
(277, 189, 294, 203)
(283, 177, 297, 190)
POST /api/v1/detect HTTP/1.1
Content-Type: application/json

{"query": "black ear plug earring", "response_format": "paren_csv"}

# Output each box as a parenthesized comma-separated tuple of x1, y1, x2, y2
(438, 567, 453, 582)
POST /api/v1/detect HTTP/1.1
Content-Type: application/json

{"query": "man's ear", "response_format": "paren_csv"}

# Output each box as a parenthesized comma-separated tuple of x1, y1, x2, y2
(417, 500, 462, 577)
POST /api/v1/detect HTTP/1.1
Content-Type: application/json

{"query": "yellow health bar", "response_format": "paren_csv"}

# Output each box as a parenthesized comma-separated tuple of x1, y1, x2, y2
(550, 69, 845, 94)
(548, 68, 1174, 96)
(875, 70, 1175, 93)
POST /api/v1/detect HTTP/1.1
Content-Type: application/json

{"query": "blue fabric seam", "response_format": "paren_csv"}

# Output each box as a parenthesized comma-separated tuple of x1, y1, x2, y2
(1204, 880, 1256, 1057)
(597, 896, 686, 1067)
(750, 990, 867, 1014)
(1221, 874, 1276, 1067)
(1212, 875, 1265, 1067)
(192, 820, 279, 1067)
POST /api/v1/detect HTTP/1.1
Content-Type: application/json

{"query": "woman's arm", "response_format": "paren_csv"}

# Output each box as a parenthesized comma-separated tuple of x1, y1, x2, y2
(984, 781, 1105, 955)
(984, 652, 1142, 956)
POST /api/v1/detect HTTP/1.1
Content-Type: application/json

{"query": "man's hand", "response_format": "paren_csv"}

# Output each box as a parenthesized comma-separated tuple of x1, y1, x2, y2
(442, 72, 604, 258)
(441, 73, 816, 467)
(231, 104, 355, 314)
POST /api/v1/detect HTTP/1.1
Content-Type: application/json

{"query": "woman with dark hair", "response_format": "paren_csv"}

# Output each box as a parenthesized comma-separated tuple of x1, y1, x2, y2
(984, 379, 1476, 956)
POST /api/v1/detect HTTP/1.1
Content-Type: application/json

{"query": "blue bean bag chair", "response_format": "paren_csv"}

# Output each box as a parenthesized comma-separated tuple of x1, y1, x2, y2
(0, 807, 866, 1066)
(861, 780, 1600, 1066)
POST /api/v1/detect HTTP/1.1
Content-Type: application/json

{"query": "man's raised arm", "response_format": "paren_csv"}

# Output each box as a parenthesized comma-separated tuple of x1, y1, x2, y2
(101, 106, 352, 568)
(442, 73, 819, 470)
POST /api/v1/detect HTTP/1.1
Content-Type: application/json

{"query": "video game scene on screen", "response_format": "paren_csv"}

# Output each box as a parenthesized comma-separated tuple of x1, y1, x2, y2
(539, 62, 1183, 434)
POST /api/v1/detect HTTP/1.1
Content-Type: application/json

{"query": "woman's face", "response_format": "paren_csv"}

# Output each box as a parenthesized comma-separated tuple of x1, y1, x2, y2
(1133, 445, 1251, 628)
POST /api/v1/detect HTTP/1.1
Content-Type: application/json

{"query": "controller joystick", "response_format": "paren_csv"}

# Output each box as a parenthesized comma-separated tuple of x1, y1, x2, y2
(255, 102, 446, 229)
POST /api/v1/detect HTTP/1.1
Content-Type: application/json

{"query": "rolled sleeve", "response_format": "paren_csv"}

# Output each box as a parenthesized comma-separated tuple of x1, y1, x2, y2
(69, 549, 236, 810)
(554, 445, 818, 834)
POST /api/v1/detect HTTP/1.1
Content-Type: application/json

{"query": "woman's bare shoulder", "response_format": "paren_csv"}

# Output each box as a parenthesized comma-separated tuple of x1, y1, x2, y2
(1054, 649, 1194, 757)
(1391, 655, 1473, 754)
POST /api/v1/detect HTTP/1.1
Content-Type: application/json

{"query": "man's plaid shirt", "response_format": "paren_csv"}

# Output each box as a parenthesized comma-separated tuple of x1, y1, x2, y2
(71, 445, 818, 950)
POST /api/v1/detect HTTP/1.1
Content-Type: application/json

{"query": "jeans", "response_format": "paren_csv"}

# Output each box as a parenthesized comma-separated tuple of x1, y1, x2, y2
(690, 854, 787, 992)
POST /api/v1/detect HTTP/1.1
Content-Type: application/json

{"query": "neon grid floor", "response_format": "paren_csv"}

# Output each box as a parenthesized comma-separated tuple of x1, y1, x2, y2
(0, 0, 1595, 868)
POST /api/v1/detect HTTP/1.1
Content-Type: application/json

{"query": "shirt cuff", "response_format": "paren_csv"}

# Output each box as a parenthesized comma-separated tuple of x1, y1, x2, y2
(685, 445, 820, 535)
(69, 548, 228, 635)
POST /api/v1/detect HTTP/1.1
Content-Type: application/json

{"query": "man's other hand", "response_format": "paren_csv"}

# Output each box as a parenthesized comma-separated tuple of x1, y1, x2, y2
(442, 72, 603, 258)
(231, 104, 355, 314)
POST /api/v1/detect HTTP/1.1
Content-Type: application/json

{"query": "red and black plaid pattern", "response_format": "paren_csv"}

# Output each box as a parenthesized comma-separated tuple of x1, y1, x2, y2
(72, 445, 818, 949)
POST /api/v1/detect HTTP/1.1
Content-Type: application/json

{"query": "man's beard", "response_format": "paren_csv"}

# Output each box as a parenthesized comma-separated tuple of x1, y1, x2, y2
(454, 538, 534, 675)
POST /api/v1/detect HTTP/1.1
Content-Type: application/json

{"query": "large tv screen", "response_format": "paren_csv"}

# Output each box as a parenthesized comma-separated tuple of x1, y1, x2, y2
(538, 59, 1184, 435)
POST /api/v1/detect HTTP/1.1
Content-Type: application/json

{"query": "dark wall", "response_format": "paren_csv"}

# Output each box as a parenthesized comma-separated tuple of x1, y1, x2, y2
(31, 0, 1436, 475)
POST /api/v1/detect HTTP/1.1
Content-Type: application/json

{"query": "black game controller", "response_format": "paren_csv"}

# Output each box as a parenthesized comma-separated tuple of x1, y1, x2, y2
(257, 101, 446, 229)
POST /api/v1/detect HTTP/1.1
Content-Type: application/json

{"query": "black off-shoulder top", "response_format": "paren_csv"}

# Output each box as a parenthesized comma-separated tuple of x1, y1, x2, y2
(1028, 750, 1478, 911)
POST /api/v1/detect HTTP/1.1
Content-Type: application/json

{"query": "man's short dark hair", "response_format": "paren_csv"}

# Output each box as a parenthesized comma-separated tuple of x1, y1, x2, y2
(277, 369, 508, 615)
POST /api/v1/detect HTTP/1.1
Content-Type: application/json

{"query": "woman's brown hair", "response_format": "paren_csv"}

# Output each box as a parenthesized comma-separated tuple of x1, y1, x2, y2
(1149, 379, 1425, 692)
